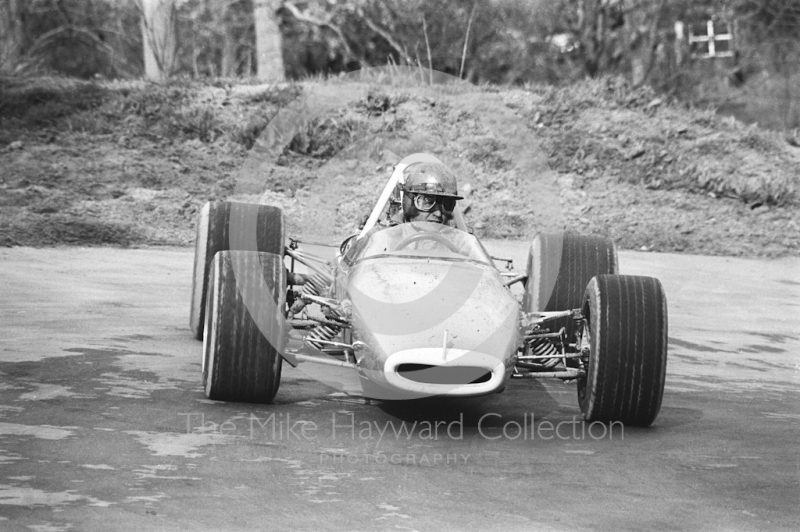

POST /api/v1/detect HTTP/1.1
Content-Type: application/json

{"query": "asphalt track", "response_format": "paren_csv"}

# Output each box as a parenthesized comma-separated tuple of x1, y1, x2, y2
(0, 244, 798, 531)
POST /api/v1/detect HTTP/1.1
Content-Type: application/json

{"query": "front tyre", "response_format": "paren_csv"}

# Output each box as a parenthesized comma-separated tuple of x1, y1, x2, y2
(203, 251, 286, 403)
(578, 275, 668, 427)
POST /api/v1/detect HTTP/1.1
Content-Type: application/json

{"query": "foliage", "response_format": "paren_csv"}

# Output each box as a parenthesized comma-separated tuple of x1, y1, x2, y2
(2, 0, 800, 130)
(731, 0, 800, 73)
(2, 0, 142, 78)
(0, 77, 107, 125)
(1, 0, 569, 84)
(674, 0, 800, 129)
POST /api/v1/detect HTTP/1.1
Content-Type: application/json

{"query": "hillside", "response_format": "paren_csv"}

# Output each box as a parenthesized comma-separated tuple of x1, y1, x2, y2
(0, 75, 798, 257)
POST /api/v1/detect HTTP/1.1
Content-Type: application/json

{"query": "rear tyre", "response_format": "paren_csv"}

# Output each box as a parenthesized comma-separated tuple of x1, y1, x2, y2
(577, 275, 668, 427)
(190, 202, 284, 340)
(203, 251, 286, 403)
(523, 232, 618, 344)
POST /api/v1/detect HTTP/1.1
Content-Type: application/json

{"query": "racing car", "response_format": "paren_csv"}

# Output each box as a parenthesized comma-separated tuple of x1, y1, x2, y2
(188, 169, 668, 427)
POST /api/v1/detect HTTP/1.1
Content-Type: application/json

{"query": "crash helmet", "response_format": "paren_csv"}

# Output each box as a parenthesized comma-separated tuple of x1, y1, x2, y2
(402, 162, 463, 199)
(400, 163, 462, 222)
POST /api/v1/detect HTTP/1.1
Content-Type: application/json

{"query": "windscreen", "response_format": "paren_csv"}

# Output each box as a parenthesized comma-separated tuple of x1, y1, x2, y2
(350, 222, 493, 265)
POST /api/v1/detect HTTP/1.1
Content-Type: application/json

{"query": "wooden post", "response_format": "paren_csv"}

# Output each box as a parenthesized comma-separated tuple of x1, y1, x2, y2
(674, 20, 684, 67)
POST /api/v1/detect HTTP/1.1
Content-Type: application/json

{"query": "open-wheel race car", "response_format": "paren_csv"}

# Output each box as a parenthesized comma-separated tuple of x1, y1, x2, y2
(189, 168, 668, 427)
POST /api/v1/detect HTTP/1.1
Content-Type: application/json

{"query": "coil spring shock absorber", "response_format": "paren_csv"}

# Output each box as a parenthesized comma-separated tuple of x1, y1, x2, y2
(296, 271, 341, 349)
(300, 271, 331, 297)
(528, 337, 560, 368)
(306, 324, 342, 350)
(289, 271, 332, 316)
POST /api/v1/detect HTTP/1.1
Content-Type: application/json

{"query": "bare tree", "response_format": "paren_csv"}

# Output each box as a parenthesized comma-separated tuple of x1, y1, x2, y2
(559, 0, 677, 85)
(254, 0, 285, 81)
(624, 0, 669, 86)
(217, 1, 238, 77)
(139, 0, 178, 80)
(0, 0, 25, 72)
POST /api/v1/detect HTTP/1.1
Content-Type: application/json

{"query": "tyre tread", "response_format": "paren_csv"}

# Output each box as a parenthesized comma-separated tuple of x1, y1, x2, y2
(203, 251, 285, 403)
(579, 274, 668, 426)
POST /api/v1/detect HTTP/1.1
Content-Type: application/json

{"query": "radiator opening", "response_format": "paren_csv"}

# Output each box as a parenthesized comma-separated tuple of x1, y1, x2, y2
(396, 364, 492, 385)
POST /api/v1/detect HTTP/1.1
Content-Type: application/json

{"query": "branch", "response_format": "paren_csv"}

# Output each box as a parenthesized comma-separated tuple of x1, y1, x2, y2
(414, 45, 425, 82)
(55, 0, 73, 26)
(422, 13, 432, 83)
(744, 1, 793, 44)
(26, 25, 115, 59)
(459, 3, 478, 79)
(283, 1, 355, 62)
(23, 23, 138, 77)
(357, 6, 411, 63)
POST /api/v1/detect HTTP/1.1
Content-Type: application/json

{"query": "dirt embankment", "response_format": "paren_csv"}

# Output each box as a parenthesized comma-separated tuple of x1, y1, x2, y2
(0, 76, 797, 257)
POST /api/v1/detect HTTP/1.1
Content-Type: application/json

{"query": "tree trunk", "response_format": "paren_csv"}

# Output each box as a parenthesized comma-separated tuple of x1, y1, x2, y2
(626, 0, 649, 85)
(1, 0, 24, 71)
(625, 0, 665, 86)
(253, 0, 285, 81)
(213, 0, 237, 78)
(577, 0, 604, 77)
(140, 0, 178, 81)
(220, 10, 238, 77)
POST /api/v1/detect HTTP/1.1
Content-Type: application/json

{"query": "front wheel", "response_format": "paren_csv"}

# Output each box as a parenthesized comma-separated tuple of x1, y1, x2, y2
(203, 250, 286, 403)
(577, 275, 668, 427)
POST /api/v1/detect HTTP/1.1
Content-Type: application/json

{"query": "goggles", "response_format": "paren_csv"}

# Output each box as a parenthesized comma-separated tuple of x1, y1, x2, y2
(412, 193, 457, 214)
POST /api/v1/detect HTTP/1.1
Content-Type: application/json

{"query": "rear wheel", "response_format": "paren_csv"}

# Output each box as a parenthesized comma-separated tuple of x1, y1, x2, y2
(190, 202, 284, 340)
(577, 274, 668, 427)
(202, 251, 286, 403)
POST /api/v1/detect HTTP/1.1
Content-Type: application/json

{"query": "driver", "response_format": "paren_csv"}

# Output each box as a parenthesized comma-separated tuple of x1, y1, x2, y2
(389, 162, 464, 226)
(294, 163, 466, 318)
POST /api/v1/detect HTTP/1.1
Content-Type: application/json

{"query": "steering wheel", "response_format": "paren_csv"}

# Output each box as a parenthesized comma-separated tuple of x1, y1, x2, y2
(395, 232, 460, 253)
